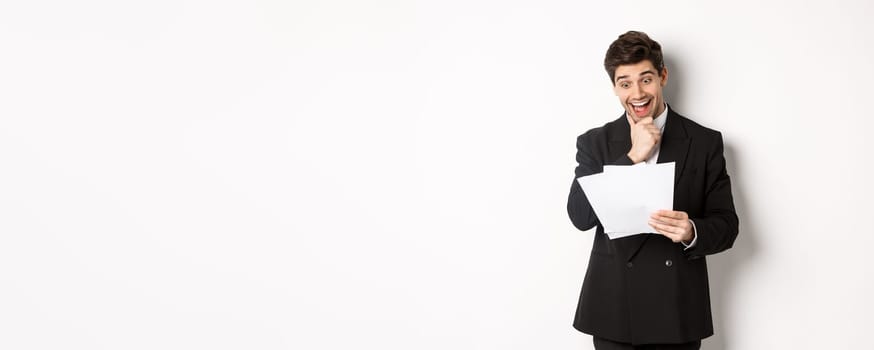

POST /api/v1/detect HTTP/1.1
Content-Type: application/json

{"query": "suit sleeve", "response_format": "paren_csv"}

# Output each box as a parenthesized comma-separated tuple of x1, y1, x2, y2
(684, 133, 739, 257)
(567, 133, 634, 232)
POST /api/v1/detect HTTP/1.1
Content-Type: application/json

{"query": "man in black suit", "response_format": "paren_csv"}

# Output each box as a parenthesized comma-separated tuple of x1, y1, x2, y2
(567, 31, 739, 349)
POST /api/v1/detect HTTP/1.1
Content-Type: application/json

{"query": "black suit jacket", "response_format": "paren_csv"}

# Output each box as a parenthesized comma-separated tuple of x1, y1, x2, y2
(567, 107, 739, 345)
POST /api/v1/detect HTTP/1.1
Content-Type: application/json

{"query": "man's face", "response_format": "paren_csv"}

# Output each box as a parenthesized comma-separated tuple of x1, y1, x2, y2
(613, 60, 668, 123)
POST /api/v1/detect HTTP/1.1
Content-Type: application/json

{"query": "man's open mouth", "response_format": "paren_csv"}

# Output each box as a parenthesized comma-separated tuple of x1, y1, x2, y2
(631, 99, 651, 116)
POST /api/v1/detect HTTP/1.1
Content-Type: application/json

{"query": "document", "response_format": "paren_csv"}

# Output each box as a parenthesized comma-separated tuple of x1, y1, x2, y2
(576, 162, 674, 239)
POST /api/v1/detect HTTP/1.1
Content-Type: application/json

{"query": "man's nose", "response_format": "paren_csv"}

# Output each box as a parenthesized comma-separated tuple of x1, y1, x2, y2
(631, 84, 646, 99)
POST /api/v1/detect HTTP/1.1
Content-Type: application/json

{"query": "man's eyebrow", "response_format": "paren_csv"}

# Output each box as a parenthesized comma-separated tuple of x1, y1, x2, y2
(615, 70, 656, 82)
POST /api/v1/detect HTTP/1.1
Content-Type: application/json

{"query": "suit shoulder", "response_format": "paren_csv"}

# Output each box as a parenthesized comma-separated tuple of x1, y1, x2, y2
(674, 112, 723, 140)
(576, 115, 625, 145)
(576, 125, 605, 144)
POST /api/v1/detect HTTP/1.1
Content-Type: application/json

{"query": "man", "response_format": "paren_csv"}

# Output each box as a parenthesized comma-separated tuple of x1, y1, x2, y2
(567, 31, 739, 349)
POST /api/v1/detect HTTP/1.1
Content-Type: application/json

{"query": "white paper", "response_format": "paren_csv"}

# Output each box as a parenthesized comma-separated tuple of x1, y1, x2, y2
(576, 162, 674, 239)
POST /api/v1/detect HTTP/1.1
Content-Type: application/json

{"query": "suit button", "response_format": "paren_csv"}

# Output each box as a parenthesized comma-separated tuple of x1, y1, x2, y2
(665, 260, 673, 267)
(626, 262, 633, 268)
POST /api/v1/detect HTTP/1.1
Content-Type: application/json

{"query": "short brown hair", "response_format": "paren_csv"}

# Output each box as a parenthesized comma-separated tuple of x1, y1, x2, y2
(604, 31, 664, 83)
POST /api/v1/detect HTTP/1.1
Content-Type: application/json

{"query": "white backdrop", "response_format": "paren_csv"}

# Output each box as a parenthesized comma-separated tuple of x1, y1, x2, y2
(2, 0, 873, 349)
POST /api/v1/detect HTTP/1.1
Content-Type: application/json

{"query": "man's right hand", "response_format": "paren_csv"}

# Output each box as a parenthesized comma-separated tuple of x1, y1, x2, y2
(626, 114, 661, 163)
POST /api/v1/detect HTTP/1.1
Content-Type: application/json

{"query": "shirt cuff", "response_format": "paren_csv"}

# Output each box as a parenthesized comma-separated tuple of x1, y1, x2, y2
(682, 219, 698, 250)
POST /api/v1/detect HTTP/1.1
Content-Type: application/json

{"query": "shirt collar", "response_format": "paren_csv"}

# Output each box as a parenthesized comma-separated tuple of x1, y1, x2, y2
(653, 103, 668, 131)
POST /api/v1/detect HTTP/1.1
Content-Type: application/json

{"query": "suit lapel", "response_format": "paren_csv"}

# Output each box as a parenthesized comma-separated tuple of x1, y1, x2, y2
(607, 114, 632, 162)
(657, 108, 691, 186)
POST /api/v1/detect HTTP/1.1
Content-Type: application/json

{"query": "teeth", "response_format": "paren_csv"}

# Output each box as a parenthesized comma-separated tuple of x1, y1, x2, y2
(631, 100, 650, 107)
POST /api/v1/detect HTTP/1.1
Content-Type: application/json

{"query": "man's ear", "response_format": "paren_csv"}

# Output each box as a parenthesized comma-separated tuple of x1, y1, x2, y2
(660, 67, 669, 86)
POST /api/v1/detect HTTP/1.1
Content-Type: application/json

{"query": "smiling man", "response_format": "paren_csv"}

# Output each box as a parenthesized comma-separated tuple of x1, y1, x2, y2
(567, 31, 739, 349)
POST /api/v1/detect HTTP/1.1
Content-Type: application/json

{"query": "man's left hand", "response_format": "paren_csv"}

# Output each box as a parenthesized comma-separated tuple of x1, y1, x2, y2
(649, 210, 694, 244)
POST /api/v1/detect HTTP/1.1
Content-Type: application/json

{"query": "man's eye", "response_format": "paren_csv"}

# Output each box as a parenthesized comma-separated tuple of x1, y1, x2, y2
(643, 78, 652, 84)
(621, 83, 630, 88)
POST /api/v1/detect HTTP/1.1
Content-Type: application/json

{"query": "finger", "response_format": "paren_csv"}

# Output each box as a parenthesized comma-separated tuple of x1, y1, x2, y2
(626, 112, 637, 126)
(651, 225, 683, 243)
(654, 210, 687, 220)
(649, 215, 684, 227)
(649, 220, 683, 235)
(643, 128, 661, 139)
(638, 116, 654, 125)
(659, 228, 684, 243)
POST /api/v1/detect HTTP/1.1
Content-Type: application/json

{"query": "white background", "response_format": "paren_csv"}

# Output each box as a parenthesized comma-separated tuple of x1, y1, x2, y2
(1, 0, 872, 349)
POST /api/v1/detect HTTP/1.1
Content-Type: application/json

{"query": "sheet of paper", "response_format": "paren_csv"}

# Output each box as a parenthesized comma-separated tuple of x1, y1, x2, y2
(576, 162, 674, 239)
